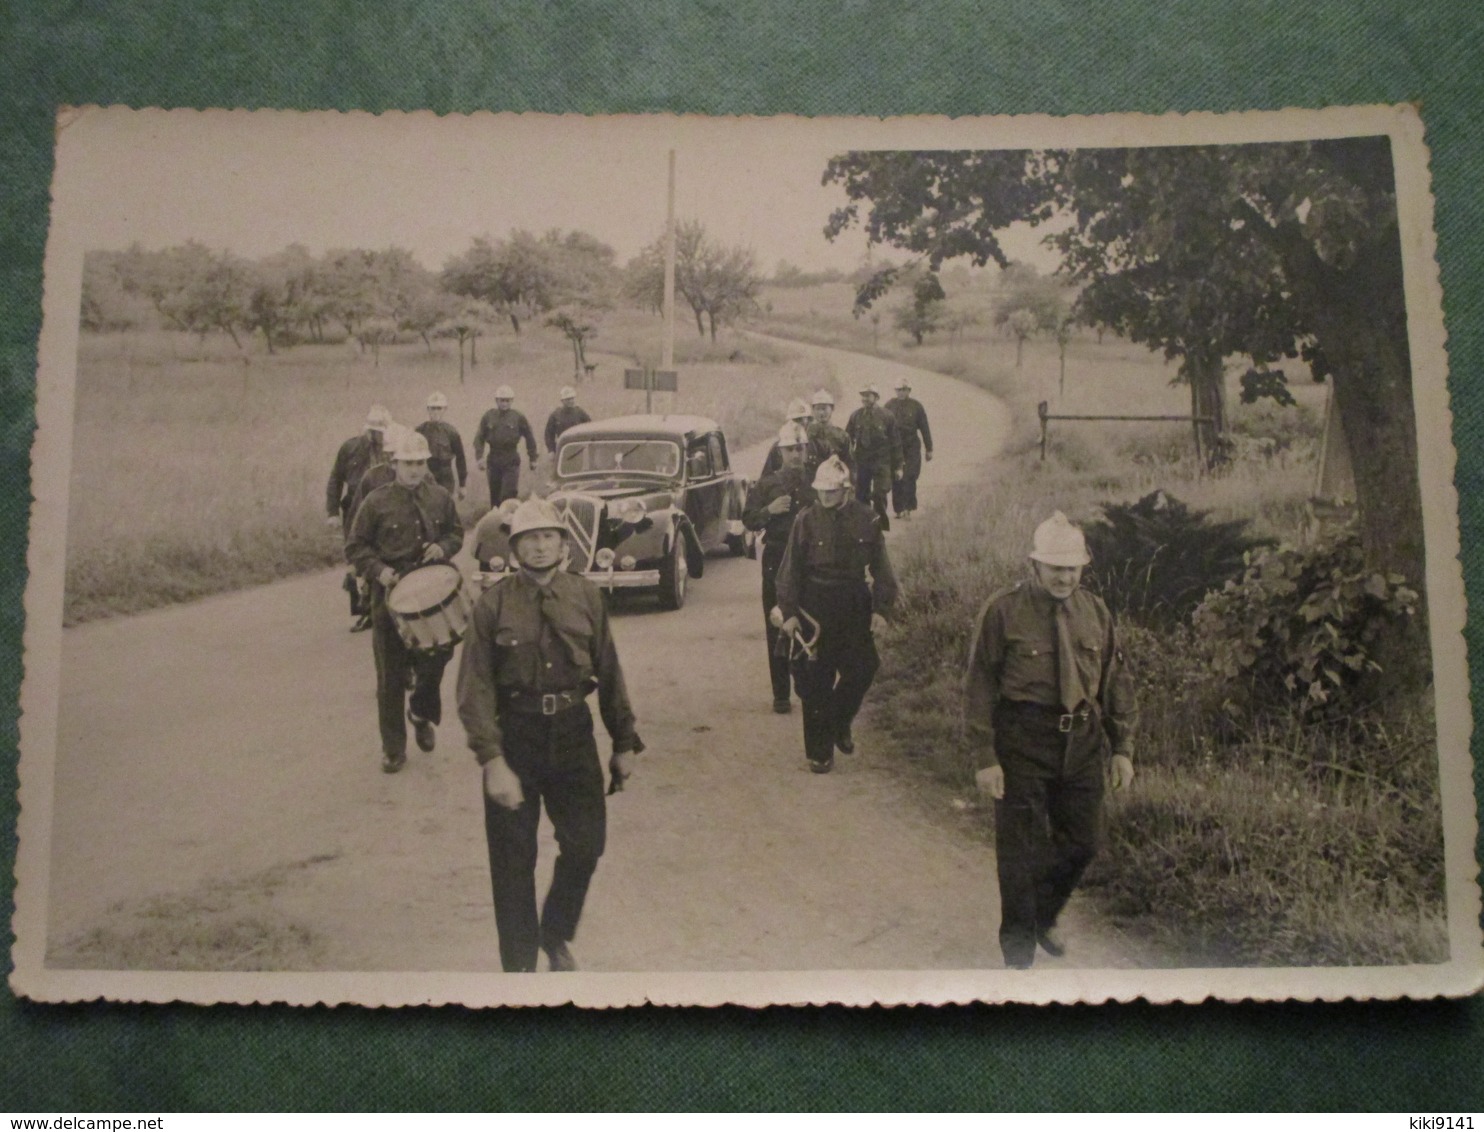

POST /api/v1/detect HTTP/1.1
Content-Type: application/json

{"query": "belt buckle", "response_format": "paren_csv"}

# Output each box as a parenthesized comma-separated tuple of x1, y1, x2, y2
(1057, 713, 1074, 733)
(541, 693, 558, 715)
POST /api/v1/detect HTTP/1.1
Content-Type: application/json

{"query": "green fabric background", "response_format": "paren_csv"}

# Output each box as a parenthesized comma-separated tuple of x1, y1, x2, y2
(2, 0, 1482, 1111)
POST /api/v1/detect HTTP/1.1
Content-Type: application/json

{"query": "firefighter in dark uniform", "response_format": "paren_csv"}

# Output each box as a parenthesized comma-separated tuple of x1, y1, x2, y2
(807, 388, 853, 476)
(544, 385, 592, 456)
(345, 430, 465, 774)
(773, 455, 898, 773)
(743, 421, 817, 714)
(885, 378, 933, 519)
(327, 404, 392, 631)
(759, 399, 816, 478)
(964, 512, 1137, 969)
(416, 391, 468, 499)
(348, 424, 409, 521)
(473, 384, 538, 508)
(846, 383, 901, 531)
(458, 498, 644, 973)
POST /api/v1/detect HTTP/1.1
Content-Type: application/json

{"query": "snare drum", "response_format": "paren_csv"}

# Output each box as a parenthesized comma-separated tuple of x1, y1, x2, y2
(386, 564, 472, 653)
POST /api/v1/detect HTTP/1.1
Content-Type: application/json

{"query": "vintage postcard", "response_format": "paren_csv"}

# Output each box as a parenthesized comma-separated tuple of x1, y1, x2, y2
(11, 105, 1481, 1006)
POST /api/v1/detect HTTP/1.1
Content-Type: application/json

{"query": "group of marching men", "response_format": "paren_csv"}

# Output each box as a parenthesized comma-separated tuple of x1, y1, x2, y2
(323, 374, 1138, 974)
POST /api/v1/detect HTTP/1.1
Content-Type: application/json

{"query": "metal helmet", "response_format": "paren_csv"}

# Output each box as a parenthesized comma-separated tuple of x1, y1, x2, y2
(508, 497, 568, 540)
(812, 455, 852, 492)
(809, 388, 835, 407)
(1029, 511, 1091, 568)
(559, 385, 577, 401)
(859, 382, 880, 397)
(785, 398, 812, 422)
(494, 384, 516, 400)
(776, 421, 810, 448)
(392, 430, 433, 463)
(365, 403, 392, 432)
(894, 379, 912, 391)
(426, 391, 449, 409)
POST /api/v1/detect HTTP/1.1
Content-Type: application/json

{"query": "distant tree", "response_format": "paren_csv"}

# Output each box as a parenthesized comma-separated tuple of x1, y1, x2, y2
(992, 262, 1069, 367)
(357, 317, 399, 367)
(891, 270, 946, 345)
(627, 220, 762, 340)
(439, 299, 495, 383)
(80, 251, 140, 331)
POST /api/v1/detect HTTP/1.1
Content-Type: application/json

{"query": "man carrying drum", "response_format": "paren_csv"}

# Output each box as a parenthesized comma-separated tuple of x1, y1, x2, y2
(457, 498, 644, 972)
(346, 430, 465, 774)
(773, 455, 898, 773)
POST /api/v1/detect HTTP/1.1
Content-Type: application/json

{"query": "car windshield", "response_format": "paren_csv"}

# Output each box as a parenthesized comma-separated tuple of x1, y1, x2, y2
(558, 439, 682, 478)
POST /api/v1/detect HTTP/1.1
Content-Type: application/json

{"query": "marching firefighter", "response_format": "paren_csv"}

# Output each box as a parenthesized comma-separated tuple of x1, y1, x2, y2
(743, 420, 818, 714)
(759, 399, 816, 478)
(327, 403, 393, 632)
(807, 388, 853, 474)
(846, 383, 902, 531)
(964, 512, 1138, 969)
(544, 385, 592, 456)
(474, 384, 538, 507)
(885, 378, 933, 519)
(416, 391, 468, 499)
(458, 498, 644, 972)
(773, 455, 897, 773)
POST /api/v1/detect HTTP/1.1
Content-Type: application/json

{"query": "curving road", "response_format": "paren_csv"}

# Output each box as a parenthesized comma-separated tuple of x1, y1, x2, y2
(40, 340, 1145, 980)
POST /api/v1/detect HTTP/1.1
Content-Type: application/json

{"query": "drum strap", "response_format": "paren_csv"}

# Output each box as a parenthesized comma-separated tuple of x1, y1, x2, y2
(408, 486, 437, 557)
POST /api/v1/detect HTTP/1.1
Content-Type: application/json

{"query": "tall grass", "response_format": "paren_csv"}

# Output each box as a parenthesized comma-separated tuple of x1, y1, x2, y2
(65, 312, 830, 622)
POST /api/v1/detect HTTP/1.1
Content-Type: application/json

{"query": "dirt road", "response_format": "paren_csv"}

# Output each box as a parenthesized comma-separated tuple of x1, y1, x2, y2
(44, 341, 1143, 976)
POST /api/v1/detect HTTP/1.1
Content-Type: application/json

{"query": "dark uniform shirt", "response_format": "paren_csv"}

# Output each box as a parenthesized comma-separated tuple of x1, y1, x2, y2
(846, 403, 902, 468)
(544, 405, 593, 453)
(774, 499, 899, 619)
(349, 462, 396, 524)
(963, 581, 1138, 769)
(345, 479, 464, 581)
(885, 396, 933, 457)
(742, 464, 817, 550)
(474, 408, 538, 466)
(457, 570, 640, 764)
(416, 419, 468, 487)
(326, 432, 385, 518)
(806, 421, 854, 471)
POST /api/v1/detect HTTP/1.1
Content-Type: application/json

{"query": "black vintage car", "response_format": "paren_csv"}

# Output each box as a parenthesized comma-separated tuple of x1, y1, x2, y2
(471, 414, 750, 609)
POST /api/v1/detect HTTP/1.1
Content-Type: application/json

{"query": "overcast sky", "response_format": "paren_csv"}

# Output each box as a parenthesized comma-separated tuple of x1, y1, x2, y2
(55, 109, 1058, 274)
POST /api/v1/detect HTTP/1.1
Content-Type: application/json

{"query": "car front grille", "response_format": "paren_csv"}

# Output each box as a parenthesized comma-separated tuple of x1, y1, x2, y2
(552, 493, 601, 572)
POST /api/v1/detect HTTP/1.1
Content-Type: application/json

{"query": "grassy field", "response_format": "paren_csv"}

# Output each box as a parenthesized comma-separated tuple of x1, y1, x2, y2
(64, 308, 834, 623)
(761, 283, 1446, 968)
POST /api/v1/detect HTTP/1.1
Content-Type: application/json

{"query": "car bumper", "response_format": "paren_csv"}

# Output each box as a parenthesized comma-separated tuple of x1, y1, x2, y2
(583, 568, 661, 590)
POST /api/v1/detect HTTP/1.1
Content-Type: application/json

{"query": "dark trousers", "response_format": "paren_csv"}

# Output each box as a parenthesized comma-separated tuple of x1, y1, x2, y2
(431, 462, 457, 496)
(482, 704, 607, 972)
(369, 591, 453, 757)
(761, 549, 793, 704)
(991, 702, 1106, 967)
(792, 582, 879, 765)
(486, 459, 522, 505)
(892, 447, 922, 514)
(854, 460, 892, 529)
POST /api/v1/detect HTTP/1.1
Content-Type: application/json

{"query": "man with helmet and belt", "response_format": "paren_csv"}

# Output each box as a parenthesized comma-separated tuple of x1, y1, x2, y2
(773, 455, 898, 773)
(544, 385, 592, 456)
(327, 404, 393, 630)
(885, 378, 933, 520)
(964, 511, 1138, 969)
(759, 398, 816, 478)
(457, 497, 644, 973)
(846, 383, 902, 531)
(743, 420, 818, 714)
(416, 391, 468, 499)
(806, 388, 853, 475)
(473, 384, 538, 507)
(345, 430, 465, 774)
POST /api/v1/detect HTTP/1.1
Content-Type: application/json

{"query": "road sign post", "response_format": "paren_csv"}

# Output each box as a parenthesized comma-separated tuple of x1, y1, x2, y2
(624, 366, 680, 412)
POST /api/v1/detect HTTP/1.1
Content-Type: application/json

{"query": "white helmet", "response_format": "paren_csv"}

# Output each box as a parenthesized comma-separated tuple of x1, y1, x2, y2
(786, 398, 812, 422)
(894, 379, 912, 391)
(559, 386, 577, 401)
(508, 497, 567, 540)
(365, 403, 392, 432)
(494, 384, 516, 400)
(859, 382, 880, 397)
(776, 421, 810, 448)
(392, 430, 433, 463)
(426, 391, 449, 409)
(380, 423, 412, 458)
(1030, 511, 1091, 567)
(809, 388, 835, 408)
(812, 455, 852, 492)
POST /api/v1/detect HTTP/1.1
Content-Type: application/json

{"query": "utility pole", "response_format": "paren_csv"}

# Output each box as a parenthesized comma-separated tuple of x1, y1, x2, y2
(662, 149, 677, 384)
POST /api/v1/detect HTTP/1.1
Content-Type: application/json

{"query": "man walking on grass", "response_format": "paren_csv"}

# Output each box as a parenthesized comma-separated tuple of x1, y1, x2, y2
(964, 512, 1137, 969)
(885, 378, 933, 520)
(458, 498, 643, 973)
(474, 384, 538, 507)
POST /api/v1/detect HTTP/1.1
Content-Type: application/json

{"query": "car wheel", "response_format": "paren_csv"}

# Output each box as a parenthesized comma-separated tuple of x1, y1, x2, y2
(657, 534, 688, 610)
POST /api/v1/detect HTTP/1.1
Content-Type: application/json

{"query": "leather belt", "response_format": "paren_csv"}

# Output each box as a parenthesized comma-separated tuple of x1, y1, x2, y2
(1002, 700, 1093, 733)
(500, 687, 589, 716)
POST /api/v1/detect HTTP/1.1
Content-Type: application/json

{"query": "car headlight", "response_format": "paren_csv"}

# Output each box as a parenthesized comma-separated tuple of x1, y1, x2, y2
(619, 555, 637, 571)
(486, 556, 505, 572)
(615, 498, 647, 524)
(595, 548, 616, 569)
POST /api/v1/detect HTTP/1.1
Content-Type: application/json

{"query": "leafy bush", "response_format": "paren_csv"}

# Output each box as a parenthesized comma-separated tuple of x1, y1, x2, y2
(1083, 490, 1272, 627)
(1193, 528, 1419, 717)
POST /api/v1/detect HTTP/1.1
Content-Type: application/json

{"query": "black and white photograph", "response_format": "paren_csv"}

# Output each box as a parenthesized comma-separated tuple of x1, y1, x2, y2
(12, 105, 1481, 1007)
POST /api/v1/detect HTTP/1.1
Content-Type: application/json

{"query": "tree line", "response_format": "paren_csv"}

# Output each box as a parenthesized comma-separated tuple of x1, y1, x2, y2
(82, 222, 771, 375)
